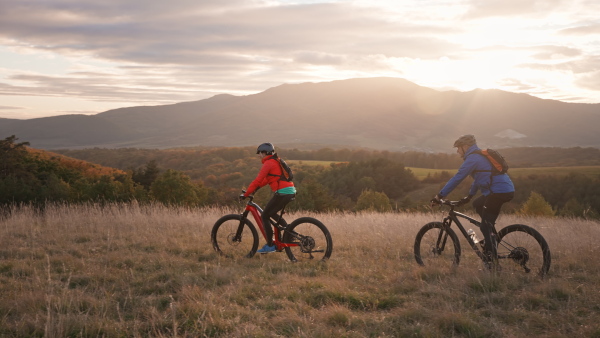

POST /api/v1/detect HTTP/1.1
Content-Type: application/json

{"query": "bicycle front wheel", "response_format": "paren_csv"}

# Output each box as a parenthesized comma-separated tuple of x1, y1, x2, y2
(211, 214, 259, 259)
(497, 224, 551, 277)
(414, 222, 461, 268)
(283, 217, 332, 262)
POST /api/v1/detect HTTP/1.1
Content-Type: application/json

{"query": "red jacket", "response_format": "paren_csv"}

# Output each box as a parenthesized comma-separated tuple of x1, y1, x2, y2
(244, 155, 294, 196)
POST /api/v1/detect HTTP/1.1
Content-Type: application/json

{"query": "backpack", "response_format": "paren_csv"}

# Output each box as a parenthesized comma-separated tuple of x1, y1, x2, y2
(473, 149, 509, 175)
(268, 155, 294, 182)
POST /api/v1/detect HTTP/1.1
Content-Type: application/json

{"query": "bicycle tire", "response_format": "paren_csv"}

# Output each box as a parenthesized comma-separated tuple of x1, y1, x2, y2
(497, 224, 551, 277)
(283, 217, 332, 262)
(414, 222, 461, 268)
(211, 214, 259, 259)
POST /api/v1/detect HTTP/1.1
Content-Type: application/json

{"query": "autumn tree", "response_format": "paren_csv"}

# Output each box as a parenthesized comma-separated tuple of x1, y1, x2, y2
(518, 192, 555, 217)
(355, 189, 392, 212)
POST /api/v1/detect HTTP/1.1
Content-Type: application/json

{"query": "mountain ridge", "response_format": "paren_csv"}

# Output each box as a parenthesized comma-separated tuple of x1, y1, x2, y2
(1, 77, 598, 152)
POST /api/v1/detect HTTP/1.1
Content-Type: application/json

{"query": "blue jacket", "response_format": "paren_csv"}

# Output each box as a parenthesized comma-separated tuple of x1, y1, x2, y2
(439, 144, 515, 198)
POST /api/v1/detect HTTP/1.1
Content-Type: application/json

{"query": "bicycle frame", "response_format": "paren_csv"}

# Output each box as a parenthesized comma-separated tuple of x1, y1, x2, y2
(236, 198, 300, 251)
(441, 205, 489, 261)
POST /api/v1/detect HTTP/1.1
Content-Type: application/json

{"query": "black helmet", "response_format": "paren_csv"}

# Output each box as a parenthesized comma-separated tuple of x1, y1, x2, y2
(256, 142, 275, 154)
(453, 134, 476, 148)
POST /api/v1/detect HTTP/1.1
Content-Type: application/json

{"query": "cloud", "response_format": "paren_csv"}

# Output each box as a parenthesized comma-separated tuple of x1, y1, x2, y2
(497, 78, 538, 92)
(576, 70, 600, 91)
(531, 45, 582, 60)
(0, 105, 23, 110)
(0, 1, 461, 65)
(523, 56, 600, 74)
(559, 24, 600, 35)
(0, 0, 599, 118)
(0, 0, 464, 104)
(464, 0, 569, 19)
(293, 51, 345, 65)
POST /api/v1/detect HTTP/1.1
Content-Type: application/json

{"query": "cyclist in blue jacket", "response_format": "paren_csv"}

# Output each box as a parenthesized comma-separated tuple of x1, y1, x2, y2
(432, 134, 515, 268)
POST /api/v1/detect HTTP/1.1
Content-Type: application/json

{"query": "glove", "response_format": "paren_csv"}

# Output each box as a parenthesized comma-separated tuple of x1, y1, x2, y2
(459, 195, 473, 206)
(430, 194, 443, 206)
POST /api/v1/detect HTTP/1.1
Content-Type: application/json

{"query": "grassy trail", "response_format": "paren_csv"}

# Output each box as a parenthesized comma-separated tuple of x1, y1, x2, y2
(1, 204, 599, 337)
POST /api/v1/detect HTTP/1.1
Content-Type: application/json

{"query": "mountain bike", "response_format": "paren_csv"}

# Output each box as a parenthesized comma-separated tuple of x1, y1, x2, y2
(414, 199, 551, 276)
(211, 193, 333, 262)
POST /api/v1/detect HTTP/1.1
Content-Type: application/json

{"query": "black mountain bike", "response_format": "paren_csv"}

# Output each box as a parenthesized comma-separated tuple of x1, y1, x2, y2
(414, 200, 551, 276)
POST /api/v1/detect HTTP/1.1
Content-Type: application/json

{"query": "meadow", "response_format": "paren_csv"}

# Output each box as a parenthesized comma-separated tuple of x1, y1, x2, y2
(289, 159, 600, 181)
(1, 203, 599, 337)
(409, 166, 600, 181)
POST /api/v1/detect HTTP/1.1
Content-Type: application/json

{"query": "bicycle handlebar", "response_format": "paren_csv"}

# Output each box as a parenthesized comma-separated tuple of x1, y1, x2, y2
(239, 190, 254, 203)
(431, 199, 463, 207)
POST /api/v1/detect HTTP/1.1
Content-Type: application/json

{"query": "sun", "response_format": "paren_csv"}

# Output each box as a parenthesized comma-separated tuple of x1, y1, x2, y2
(389, 50, 526, 92)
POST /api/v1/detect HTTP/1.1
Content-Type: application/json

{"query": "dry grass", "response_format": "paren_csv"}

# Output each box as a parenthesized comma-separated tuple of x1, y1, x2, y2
(1, 203, 600, 337)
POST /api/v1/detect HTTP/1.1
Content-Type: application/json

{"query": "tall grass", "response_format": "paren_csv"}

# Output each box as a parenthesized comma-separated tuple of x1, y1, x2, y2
(1, 203, 599, 337)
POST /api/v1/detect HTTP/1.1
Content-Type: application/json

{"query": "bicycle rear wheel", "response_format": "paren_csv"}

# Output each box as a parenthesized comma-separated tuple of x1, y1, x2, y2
(497, 224, 551, 277)
(414, 222, 461, 268)
(211, 214, 259, 259)
(283, 217, 332, 262)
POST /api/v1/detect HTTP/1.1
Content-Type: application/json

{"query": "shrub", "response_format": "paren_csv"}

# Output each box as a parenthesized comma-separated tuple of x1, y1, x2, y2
(518, 192, 555, 217)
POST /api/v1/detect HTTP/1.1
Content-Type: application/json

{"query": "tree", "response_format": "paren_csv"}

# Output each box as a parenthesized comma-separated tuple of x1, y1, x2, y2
(355, 189, 392, 212)
(132, 160, 160, 190)
(320, 158, 420, 201)
(518, 192, 555, 217)
(293, 179, 337, 212)
(150, 169, 209, 207)
(0, 135, 34, 179)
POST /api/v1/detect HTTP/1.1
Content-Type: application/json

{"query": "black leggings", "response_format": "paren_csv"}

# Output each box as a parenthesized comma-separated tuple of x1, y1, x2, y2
(262, 193, 295, 246)
(472, 192, 514, 260)
(472, 192, 515, 223)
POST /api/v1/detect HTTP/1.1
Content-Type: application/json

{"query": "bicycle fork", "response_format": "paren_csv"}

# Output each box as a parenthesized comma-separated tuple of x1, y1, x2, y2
(434, 219, 453, 256)
(233, 211, 250, 243)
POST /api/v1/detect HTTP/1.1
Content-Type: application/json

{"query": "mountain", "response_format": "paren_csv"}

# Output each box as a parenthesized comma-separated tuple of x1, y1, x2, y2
(1, 77, 599, 152)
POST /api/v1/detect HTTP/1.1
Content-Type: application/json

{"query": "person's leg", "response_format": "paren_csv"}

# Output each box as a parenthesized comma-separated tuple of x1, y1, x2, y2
(472, 195, 487, 218)
(261, 194, 294, 246)
(480, 192, 515, 265)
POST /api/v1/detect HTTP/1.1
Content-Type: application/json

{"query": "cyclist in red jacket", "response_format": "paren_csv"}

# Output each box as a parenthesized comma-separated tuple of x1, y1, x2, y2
(242, 143, 296, 253)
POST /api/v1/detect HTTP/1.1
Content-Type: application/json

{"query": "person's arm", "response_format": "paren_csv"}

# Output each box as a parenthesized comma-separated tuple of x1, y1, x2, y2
(244, 160, 274, 196)
(438, 156, 477, 198)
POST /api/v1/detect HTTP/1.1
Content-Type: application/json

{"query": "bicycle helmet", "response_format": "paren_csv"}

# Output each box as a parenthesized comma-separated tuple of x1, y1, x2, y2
(256, 142, 275, 154)
(453, 134, 476, 148)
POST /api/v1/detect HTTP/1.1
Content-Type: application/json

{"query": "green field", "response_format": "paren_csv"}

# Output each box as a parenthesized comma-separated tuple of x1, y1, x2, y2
(288, 160, 341, 167)
(288, 159, 600, 183)
(407, 167, 457, 180)
(290, 160, 600, 181)
(408, 166, 600, 180)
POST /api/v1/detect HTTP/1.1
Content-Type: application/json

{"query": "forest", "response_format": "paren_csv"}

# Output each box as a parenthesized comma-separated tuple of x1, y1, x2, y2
(1, 135, 599, 218)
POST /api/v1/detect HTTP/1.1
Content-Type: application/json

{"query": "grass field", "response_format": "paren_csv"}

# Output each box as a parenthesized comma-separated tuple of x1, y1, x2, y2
(408, 166, 600, 181)
(289, 160, 600, 181)
(1, 203, 599, 337)
(288, 160, 341, 167)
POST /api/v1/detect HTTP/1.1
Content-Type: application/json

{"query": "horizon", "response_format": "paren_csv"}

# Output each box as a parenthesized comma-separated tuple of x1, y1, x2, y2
(1, 0, 599, 119)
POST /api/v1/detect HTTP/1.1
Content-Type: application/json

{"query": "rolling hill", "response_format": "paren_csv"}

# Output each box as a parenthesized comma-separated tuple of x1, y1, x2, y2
(1, 77, 599, 152)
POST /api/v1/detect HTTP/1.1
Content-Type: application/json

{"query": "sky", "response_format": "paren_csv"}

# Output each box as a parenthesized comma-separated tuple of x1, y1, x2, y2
(0, 0, 599, 119)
